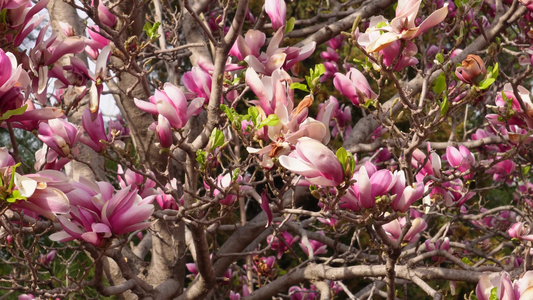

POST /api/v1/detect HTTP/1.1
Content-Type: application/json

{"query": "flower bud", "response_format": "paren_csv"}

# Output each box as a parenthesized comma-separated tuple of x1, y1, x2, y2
(455, 54, 486, 84)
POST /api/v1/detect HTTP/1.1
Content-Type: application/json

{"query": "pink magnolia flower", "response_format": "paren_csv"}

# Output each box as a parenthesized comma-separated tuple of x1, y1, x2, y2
(230, 30, 265, 61)
(1, 151, 69, 221)
(155, 179, 179, 210)
(326, 35, 344, 50)
(38, 250, 56, 265)
(381, 40, 419, 71)
(86, 25, 110, 52)
(382, 216, 427, 243)
(246, 68, 294, 116)
(50, 181, 155, 246)
(278, 137, 344, 187)
(299, 231, 328, 257)
(28, 24, 85, 97)
(117, 166, 156, 199)
(320, 47, 339, 62)
(485, 159, 516, 182)
(265, 0, 286, 31)
(508, 222, 533, 241)
(412, 147, 442, 182)
(446, 145, 475, 179)
(358, 0, 448, 53)
(182, 66, 212, 102)
(424, 237, 450, 262)
(34, 144, 70, 171)
(0, 49, 30, 116)
(134, 83, 204, 130)
(455, 55, 486, 85)
(38, 119, 81, 157)
(80, 109, 109, 152)
(186, 259, 233, 284)
(320, 61, 338, 82)
(318, 96, 351, 139)
(2, 0, 49, 47)
(333, 68, 376, 107)
(496, 84, 533, 122)
(477, 271, 533, 300)
(154, 114, 173, 148)
(351, 163, 397, 209)
(59, 21, 76, 37)
(92, 0, 117, 27)
(267, 231, 299, 259)
(390, 170, 424, 212)
(204, 173, 251, 205)
(288, 286, 318, 300)
(244, 27, 316, 75)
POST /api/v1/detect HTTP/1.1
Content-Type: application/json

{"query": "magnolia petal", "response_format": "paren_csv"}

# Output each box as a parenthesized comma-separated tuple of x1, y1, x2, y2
(357, 166, 373, 208)
(81, 232, 102, 246)
(49, 231, 76, 242)
(413, 4, 449, 38)
(279, 155, 322, 178)
(14, 173, 38, 198)
(365, 32, 400, 53)
(260, 191, 273, 227)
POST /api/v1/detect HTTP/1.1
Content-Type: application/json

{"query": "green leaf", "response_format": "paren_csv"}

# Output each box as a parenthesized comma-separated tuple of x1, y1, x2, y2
(491, 63, 499, 79)
(336, 147, 348, 168)
(210, 128, 225, 149)
(258, 114, 279, 129)
(523, 166, 531, 177)
(349, 155, 356, 173)
(0, 9, 7, 23)
(0, 105, 28, 121)
(196, 149, 206, 166)
(285, 17, 295, 35)
(489, 287, 497, 300)
(290, 82, 309, 92)
(6, 190, 26, 203)
(435, 53, 444, 64)
(221, 104, 241, 125)
(432, 73, 446, 95)
(314, 64, 326, 76)
(248, 106, 259, 126)
(440, 94, 449, 116)
(461, 257, 471, 264)
(305, 64, 326, 91)
(478, 78, 495, 90)
(232, 169, 240, 181)
(362, 98, 374, 109)
(143, 21, 161, 39)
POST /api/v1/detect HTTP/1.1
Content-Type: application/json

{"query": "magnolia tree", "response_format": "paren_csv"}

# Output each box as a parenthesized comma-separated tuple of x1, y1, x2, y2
(2, 0, 533, 299)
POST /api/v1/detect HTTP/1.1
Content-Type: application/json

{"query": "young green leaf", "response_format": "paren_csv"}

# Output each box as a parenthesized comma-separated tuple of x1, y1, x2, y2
(435, 53, 444, 64)
(523, 166, 531, 177)
(0, 105, 28, 121)
(6, 190, 26, 203)
(248, 106, 260, 126)
(489, 287, 497, 300)
(336, 147, 348, 168)
(285, 17, 295, 35)
(143, 21, 161, 39)
(440, 94, 449, 116)
(432, 73, 446, 95)
(196, 149, 206, 166)
(290, 82, 310, 92)
(258, 114, 279, 129)
(478, 78, 495, 90)
(210, 128, 225, 149)
(491, 63, 499, 79)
